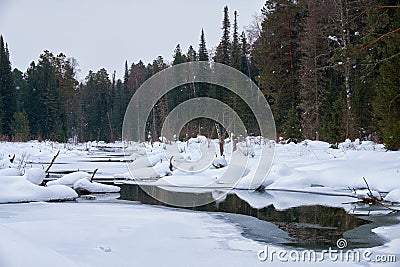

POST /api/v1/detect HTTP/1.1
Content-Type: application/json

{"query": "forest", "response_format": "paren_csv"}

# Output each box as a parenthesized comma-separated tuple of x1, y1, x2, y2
(0, 0, 399, 149)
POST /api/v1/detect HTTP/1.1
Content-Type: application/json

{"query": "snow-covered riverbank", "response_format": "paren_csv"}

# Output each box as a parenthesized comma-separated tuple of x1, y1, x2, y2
(0, 202, 399, 267)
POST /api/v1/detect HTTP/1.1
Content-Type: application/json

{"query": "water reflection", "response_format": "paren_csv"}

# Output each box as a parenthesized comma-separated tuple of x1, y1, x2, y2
(117, 183, 386, 249)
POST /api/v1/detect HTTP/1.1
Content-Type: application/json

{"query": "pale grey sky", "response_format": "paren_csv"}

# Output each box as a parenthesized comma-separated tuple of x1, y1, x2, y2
(0, 0, 265, 80)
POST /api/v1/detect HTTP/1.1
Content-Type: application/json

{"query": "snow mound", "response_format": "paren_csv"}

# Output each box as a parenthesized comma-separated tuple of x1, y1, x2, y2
(24, 168, 45, 185)
(47, 171, 90, 186)
(73, 178, 120, 194)
(384, 188, 400, 203)
(0, 176, 77, 203)
(212, 156, 228, 169)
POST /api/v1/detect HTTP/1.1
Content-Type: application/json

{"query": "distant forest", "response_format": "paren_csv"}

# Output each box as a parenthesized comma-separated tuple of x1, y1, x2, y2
(0, 0, 399, 149)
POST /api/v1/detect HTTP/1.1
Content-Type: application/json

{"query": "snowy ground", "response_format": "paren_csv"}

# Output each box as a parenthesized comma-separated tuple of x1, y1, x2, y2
(0, 202, 398, 267)
(0, 139, 399, 266)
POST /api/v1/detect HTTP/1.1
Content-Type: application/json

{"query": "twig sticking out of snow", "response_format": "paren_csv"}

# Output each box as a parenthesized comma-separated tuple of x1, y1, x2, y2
(363, 177, 383, 200)
(90, 168, 99, 182)
(348, 177, 398, 213)
(45, 150, 60, 176)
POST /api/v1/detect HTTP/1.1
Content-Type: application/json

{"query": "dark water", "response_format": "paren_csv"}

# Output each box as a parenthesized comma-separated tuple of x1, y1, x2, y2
(116, 183, 392, 250)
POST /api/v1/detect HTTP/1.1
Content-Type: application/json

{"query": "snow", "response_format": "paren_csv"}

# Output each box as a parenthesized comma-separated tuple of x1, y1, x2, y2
(0, 168, 21, 176)
(385, 188, 400, 203)
(73, 178, 120, 193)
(24, 168, 45, 185)
(264, 140, 399, 193)
(212, 155, 228, 168)
(0, 140, 399, 266)
(0, 175, 77, 203)
(328, 35, 338, 42)
(371, 219, 400, 266)
(0, 202, 266, 267)
(0, 202, 397, 266)
(0, 139, 399, 201)
(47, 171, 90, 186)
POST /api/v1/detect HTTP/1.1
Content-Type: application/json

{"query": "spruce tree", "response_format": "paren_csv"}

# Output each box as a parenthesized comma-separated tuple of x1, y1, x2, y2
(252, 0, 304, 139)
(239, 31, 250, 76)
(231, 11, 240, 70)
(0, 35, 16, 138)
(198, 29, 209, 62)
(214, 6, 231, 65)
(172, 44, 186, 65)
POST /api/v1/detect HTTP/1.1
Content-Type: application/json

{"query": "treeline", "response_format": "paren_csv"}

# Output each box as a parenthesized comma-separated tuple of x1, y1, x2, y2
(253, 0, 399, 150)
(0, 0, 399, 150)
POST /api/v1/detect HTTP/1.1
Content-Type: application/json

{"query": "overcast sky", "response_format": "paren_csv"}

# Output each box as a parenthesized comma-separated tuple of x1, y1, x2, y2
(0, 0, 265, 80)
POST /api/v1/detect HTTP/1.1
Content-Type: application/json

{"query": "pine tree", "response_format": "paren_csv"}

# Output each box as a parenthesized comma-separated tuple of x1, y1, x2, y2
(198, 29, 209, 62)
(214, 6, 231, 65)
(252, 0, 305, 139)
(82, 69, 112, 141)
(23, 51, 68, 140)
(239, 31, 250, 76)
(231, 11, 241, 70)
(0, 35, 16, 138)
(53, 53, 79, 138)
(172, 44, 186, 65)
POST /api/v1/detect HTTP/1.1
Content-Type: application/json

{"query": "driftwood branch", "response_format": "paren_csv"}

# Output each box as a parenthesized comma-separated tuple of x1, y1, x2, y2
(90, 168, 98, 182)
(363, 177, 375, 199)
(45, 150, 60, 174)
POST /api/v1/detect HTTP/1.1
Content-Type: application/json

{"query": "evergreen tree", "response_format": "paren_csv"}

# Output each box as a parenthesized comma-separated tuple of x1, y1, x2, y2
(11, 110, 30, 141)
(252, 0, 305, 138)
(82, 69, 112, 141)
(111, 79, 124, 140)
(239, 31, 250, 76)
(149, 56, 168, 140)
(172, 44, 186, 65)
(198, 29, 209, 62)
(23, 51, 67, 140)
(231, 11, 241, 69)
(214, 6, 231, 65)
(371, 3, 400, 150)
(53, 53, 79, 138)
(186, 45, 197, 62)
(12, 68, 26, 112)
(0, 35, 16, 138)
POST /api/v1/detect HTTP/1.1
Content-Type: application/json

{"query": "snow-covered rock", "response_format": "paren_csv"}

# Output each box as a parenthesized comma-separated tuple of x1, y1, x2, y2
(384, 188, 400, 203)
(73, 178, 120, 194)
(47, 171, 90, 186)
(0, 176, 77, 203)
(24, 168, 45, 185)
(212, 156, 228, 169)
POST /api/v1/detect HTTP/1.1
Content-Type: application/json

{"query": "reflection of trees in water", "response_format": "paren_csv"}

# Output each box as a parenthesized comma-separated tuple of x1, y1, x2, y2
(119, 184, 369, 248)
